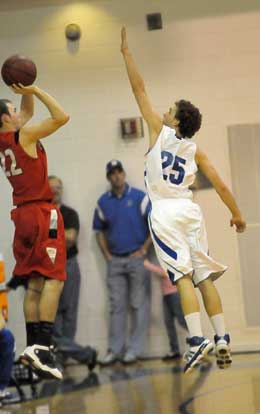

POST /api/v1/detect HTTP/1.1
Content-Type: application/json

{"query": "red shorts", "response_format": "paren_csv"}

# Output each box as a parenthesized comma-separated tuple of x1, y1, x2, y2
(11, 201, 66, 281)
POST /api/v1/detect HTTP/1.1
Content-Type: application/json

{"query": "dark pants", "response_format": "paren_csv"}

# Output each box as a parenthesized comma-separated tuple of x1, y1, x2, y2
(54, 256, 81, 340)
(163, 293, 187, 353)
(0, 329, 15, 390)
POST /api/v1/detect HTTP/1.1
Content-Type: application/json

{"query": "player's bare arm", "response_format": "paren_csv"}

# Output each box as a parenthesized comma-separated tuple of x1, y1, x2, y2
(10, 84, 69, 146)
(19, 94, 34, 127)
(195, 147, 246, 233)
(121, 27, 162, 148)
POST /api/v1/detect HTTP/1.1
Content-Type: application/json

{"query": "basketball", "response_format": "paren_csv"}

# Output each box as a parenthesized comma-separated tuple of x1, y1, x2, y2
(1, 54, 37, 86)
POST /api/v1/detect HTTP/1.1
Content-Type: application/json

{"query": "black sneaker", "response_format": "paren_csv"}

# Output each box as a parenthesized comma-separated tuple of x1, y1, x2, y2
(183, 336, 213, 374)
(86, 347, 98, 371)
(20, 345, 63, 380)
(214, 334, 232, 369)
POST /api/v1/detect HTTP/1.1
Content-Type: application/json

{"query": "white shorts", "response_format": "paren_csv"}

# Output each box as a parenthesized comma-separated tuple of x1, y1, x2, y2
(149, 198, 227, 286)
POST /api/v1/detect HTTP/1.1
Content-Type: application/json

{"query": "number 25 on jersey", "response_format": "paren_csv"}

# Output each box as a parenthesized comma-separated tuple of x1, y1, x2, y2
(161, 151, 186, 185)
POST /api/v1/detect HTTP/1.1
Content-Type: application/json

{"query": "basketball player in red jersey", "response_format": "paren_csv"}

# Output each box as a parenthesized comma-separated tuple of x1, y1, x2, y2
(0, 83, 69, 379)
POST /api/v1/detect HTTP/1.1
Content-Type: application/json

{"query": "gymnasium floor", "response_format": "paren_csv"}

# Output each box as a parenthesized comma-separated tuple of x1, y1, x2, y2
(1, 354, 260, 414)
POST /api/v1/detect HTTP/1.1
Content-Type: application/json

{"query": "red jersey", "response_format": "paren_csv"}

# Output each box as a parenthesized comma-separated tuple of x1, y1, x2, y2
(0, 130, 53, 206)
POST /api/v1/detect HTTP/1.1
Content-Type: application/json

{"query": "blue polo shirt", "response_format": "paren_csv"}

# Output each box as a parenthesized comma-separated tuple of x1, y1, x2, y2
(93, 184, 150, 255)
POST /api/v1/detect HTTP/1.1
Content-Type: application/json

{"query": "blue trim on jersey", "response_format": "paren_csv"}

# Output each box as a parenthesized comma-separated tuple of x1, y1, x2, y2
(167, 270, 175, 284)
(149, 217, 178, 261)
(162, 258, 185, 276)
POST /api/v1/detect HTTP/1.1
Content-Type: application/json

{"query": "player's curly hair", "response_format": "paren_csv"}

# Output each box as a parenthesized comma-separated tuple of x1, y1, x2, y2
(175, 100, 202, 138)
(0, 99, 11, 128)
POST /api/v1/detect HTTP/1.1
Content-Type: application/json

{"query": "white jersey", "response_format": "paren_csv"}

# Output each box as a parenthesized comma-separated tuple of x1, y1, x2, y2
(145, 125, 227, 285)
(145, 125, 197, 202)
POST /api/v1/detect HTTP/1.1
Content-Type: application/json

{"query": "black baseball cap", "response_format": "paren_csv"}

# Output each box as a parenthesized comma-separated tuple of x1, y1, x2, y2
(106, 160, 124, 177)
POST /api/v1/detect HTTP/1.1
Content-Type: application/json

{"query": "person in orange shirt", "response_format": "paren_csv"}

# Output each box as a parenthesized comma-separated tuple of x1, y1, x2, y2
(144, 259, 187, 360)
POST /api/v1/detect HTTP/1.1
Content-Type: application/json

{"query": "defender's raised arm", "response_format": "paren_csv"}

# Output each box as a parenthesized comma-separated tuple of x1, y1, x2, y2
(121, 27, 162, 148)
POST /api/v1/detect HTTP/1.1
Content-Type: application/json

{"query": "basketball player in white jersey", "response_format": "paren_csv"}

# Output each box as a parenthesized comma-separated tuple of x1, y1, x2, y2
(120, 27, 246, 373)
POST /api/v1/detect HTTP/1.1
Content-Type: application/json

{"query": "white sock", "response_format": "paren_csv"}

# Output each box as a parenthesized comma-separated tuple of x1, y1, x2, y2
(184, 312, 203, 338)
(210, 313, 226, 337)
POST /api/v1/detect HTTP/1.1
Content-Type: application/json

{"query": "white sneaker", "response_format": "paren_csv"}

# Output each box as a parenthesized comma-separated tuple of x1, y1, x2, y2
(0, 390, 11, 400)
(0, 390, 20, 405)
(183, 336, 214, 374)
(214, 334, 232, 369)
(20, 345, 63, 380)
(122, 351, 137, 364)
(100, 352, 118, 366)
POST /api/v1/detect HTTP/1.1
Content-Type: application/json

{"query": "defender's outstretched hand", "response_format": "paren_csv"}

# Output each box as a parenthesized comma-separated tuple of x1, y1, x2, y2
(120, 26, 162, 148)
(121, 27, 129, 55)
(230, 216, 246, 233)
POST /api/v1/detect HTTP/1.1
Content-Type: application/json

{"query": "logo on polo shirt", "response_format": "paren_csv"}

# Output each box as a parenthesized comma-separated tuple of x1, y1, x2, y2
(127, 199, 133, 207)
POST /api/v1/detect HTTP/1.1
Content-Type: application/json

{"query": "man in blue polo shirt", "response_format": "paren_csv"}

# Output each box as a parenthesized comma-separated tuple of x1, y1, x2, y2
(93, 160, 152, 365)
